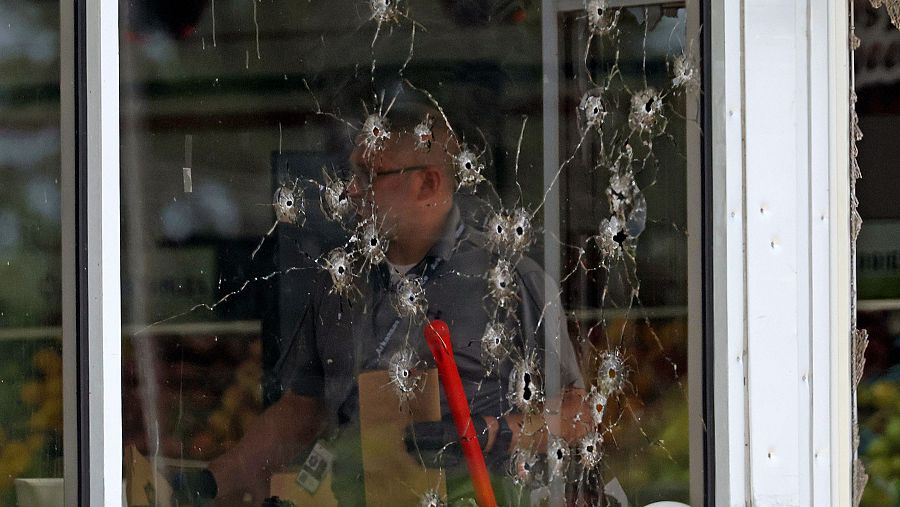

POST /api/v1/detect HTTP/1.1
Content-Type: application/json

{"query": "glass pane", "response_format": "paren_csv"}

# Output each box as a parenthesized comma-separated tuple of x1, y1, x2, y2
(0, 0, 64, 504)
(119, 2, 698, 505)
(853, 2, 900, 504)
(558, 7, 692, 503)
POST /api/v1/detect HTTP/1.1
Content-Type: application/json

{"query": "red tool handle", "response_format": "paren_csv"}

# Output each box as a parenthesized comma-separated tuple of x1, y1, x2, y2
(424, 320, 497, 507)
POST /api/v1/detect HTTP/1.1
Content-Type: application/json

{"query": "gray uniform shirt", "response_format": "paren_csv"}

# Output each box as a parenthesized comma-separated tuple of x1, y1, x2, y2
(285, 204, 584, 424)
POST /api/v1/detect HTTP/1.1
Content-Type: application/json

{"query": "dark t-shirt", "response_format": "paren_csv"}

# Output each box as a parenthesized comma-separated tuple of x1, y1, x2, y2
(285, 204, 583, 418)
(281, 204, 583, 504)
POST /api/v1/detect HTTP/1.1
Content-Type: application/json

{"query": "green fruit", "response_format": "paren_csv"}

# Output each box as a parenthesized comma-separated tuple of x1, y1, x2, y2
(868, 457, 890, 477)
(885, 418, 900, 444)
(867, 437, 889, 457)
(871, 381, 899, 407)
(891, 455, 900, 476)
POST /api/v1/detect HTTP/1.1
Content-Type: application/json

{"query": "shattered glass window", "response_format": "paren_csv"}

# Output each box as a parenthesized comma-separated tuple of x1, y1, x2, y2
(853, 2, 900, 504)
(119, 1, 699, 505)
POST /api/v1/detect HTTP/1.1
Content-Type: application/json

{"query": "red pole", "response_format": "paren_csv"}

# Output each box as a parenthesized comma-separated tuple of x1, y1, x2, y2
(423, 320, 498, 507)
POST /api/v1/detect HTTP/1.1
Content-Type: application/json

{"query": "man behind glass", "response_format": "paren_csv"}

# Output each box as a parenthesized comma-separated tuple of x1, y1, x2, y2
(178, 104, 591, 505)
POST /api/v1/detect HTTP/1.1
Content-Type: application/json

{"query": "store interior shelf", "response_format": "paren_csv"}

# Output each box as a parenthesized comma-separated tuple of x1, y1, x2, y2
(568, 305, 688, 321)
(0, 320, 262, 341)
(857, 299, 900, 312)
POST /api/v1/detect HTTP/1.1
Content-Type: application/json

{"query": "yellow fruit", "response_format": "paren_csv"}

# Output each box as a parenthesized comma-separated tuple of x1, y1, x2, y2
(207, 410, 232, 437)
(28, 400, 63, 431)
(871, 381, 899, 407)
(44, 377, 62, 400)
(3, 441, 32, 474)
(220, 386, 245, 414)
(33, 349, 62, 375)
(26, 434, 45, 452)
(249, 385, 263, 406)
(20, 381, 44, 405)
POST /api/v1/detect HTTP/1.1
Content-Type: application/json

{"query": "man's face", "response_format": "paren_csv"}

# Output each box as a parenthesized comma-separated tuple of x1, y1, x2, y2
(347, 137, 424, 235)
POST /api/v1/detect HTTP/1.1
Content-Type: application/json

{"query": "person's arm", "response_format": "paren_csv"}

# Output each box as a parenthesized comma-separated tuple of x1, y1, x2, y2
(207, 392, 326, 499)
(481, 385, 590, 455)
(487, 263, 591, 454)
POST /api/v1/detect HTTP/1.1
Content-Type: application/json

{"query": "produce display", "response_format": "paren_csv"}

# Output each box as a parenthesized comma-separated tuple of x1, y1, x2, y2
(597, 317, 690, 505)
(122, 333, 264, 461)
(859, 378, 900, 505)
(0, 340, 63, 506)
(0, 318, 687, 506)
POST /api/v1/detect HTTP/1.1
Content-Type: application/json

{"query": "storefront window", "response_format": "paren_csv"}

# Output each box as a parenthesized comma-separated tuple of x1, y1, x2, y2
(0, 1, 65, 504)
(853, 2, 900, 504)
(119, 1, 698, 505)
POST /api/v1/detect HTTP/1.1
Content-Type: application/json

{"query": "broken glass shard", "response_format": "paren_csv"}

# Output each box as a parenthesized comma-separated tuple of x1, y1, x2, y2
(586, 387, 608, 427)
(388, 347, 423, 402)
(453, 145, 486, 190)
(362, 113, 392, 157)
(324, 247, 356, 298)
(393, 276, 428, 319)
(320, 170, 352, 223)
(671, 53, 700, 94)
(273, 184, 303, 225)
(481, 321, 512, 372)
(547, 437, 571, 479)
(487, 258, 517, 308)
(413, 114, 435, 152)
(508, 448, 540, 487)
(352, 217, 389, 267)
(578, 89, 607, 133)
(576, 432, 603, 470)
(417, 489, 445, 507)
(595, 217, 623, 260)
(628, 87, 666, 135)
(586, 0, 620, 37)
(508, 354, 542, 413)
(596, 349, 627, 398)
(485, 208, 533, 255)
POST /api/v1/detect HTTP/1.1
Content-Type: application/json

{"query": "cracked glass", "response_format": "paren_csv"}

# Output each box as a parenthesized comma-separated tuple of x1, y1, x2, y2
(852, 1, 900, 504)
(119, 1, 699, 506)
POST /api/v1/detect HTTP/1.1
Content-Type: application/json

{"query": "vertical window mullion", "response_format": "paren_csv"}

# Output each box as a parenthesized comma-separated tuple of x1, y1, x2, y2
(62, 1, 123, 505)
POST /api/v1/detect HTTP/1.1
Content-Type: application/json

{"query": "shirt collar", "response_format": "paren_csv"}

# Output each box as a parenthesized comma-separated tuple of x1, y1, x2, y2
(424, 203, 462, 262)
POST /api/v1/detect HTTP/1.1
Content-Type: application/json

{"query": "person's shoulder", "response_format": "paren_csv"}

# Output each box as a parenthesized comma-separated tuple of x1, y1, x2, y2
(513, 254, 544, 278)
(454, 224, 546, 275)
(457, 223, 489, 251)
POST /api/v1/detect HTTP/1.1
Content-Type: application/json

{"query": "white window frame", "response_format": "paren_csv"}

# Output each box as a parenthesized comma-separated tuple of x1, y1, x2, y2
(59, 0, 853, 505)
(708, 0, 852, 505)
(61, 0, 122, 505)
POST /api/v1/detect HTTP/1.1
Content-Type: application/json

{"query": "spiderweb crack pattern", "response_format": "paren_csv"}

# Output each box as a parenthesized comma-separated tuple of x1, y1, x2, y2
(128, 3, 698, 504)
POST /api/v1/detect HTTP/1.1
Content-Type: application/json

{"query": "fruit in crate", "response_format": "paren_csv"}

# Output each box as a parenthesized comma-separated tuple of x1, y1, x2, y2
(859, 379, 900, 505)
(21, 347, 63, 432)
(0, 344, 63, 493)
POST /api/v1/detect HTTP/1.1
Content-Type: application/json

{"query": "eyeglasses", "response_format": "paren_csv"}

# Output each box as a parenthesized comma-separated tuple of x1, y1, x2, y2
(349, 164, 430, 186)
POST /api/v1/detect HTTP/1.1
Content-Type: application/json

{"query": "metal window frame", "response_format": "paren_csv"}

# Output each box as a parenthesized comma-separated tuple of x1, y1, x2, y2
(61, 0, 122, 505)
